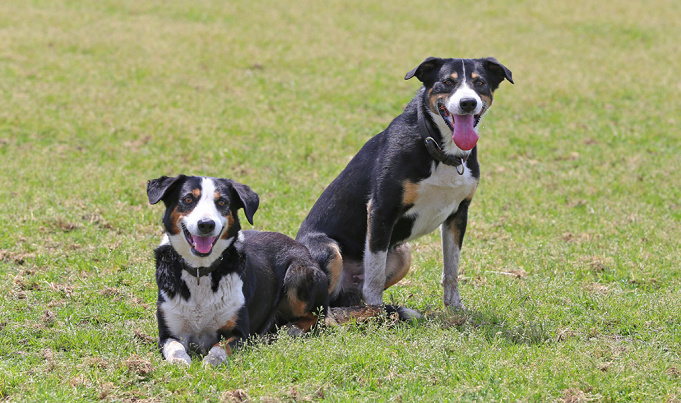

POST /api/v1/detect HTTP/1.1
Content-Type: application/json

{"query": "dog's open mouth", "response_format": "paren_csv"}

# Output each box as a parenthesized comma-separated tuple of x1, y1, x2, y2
(182, 224, 219, 256)
(437, 101, 481, 151)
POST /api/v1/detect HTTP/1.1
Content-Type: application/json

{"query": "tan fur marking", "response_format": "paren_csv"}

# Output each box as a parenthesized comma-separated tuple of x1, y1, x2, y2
(428, 93, 448, 114)
(214, 336, 238, 356)
(214, 190, 221, 201)
(219, 319, 237, 333)
(451, 224, 462, 247)
(191, 188, 201, 198)
(402, 181, 420, 206)
(471, 72, 480, 79)
(327, 243, 343, 293)
(221, 211, 235, 239)
(288, 290, 308, 318)
(169, 206, 185, 235)
(291, 312, 318, 333)
(450, 72, 458, 80)
(384, 244, 412, 289)
(480, 94, 492, 108)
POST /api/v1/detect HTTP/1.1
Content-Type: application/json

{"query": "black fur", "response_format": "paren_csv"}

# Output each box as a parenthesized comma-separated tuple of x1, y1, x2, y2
(297, 57, 512, 310)
(148, 175, 328, 364)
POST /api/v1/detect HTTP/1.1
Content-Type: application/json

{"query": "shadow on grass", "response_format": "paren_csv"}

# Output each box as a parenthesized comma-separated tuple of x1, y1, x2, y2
(424, 307, 552, 346)
(312, 303, 552, 346)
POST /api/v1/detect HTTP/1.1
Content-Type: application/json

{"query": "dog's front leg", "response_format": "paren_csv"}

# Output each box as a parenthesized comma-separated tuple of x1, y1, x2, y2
(203, 336, 241, 367)
(363, 247, 388, 305)
(363, 200, 397, 306)
(441, 199, 471, 310)
(161, 338, 192, 366)
(203, 309, 249, 367)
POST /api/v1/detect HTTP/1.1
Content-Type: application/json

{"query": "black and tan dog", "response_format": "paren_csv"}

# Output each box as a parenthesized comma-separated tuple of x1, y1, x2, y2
(297, 57, 513, 314)
(147, 175, 327, 366)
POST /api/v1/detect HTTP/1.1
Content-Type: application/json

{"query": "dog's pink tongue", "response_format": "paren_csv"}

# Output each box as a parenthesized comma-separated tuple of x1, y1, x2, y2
(194, 236, 217, 254)
(453, 114, 478, 151)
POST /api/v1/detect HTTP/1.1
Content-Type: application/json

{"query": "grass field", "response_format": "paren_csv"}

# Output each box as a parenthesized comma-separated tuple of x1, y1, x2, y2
(1, 0, 680, 401)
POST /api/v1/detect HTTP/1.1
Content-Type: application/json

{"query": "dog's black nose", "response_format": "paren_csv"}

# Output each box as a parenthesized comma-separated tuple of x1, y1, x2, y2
(459, 98, 478, 113)
(197, 219, 216, 234)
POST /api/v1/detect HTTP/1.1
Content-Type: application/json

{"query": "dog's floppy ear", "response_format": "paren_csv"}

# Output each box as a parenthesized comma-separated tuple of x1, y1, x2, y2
(147, 175, 186, 205)
(230, 181, 259, 225)
(482, 57, 514, 87)
(404, 57, 444, 83)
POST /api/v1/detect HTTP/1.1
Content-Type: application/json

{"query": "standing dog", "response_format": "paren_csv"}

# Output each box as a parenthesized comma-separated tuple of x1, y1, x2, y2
(297, 57, 513, 313)
(148, 175, 327, 366)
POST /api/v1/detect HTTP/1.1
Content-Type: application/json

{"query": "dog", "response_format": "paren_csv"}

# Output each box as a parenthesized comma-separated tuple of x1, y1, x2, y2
(296, 57, 513, 314)
(147, 175, 328, 366)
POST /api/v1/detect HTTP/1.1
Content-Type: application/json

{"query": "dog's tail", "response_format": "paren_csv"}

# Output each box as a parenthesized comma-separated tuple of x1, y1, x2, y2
(385, 304, 422, 321)
(322, 304, 421, 326)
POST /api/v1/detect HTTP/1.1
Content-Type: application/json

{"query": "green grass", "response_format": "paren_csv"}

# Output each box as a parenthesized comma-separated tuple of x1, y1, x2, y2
(1, 0, 680, 401)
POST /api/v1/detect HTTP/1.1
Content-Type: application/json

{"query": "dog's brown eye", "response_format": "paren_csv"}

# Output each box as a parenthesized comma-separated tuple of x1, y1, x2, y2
(217, 199, 227, 206)
(444, 79, 454, 86)
(475, 79, 485, 87)
(184, 196, 193, 204)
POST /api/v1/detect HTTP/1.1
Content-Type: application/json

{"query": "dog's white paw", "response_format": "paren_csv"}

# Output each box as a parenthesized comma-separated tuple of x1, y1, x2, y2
(168, 355, 191, 366)
(164, 340, 192, 366)
(286, 325, 305, 337)
(203, 346, 228, 367)
(444, 297, 466, 312)
(443, 285, 466, 311)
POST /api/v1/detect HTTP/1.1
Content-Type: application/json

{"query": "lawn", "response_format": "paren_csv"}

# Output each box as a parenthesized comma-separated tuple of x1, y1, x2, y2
(0, 0, 680, 401)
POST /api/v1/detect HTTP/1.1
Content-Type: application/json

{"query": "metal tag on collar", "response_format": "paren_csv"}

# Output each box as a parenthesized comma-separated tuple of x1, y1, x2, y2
(456, 153, 469, 175)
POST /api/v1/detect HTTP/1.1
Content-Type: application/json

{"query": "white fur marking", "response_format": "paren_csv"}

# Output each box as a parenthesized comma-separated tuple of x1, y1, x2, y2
(159, 270, 245, 354)
(446, 84, 483, 116)
(203, 345, 228, 367)
(363, 240, 387, 306)
(184, 178, 223, 237)
(404, 163, 477, 242)
(167, 177, 233, 268)
(441, 223, 464, 309)
(163, 339, 192, 365)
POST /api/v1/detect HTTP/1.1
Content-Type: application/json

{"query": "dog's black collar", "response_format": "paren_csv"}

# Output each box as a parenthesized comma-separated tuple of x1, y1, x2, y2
(173, 235, 237, 284)
(423, 136, 469, 175)
(179, 254, 224, 282)
(417, 104, 473, 175)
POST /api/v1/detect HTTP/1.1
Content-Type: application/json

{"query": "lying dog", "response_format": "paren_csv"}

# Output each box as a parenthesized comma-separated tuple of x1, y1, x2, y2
(297, 57, 513, 313)
(147, 175, 327, 366)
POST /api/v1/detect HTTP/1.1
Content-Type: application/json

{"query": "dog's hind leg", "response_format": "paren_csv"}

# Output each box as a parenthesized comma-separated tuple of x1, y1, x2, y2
(383, 243, 421, 320)
(441, 199, 472, 310)
(280, 260, 329, 334)
(384, 243, 412, 289)
(297, 232, 344, 299)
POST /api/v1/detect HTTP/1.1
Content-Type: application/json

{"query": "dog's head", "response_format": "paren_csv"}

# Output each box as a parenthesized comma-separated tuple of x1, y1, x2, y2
(147, 175, 259, 267)
(405, 57, 513, 152)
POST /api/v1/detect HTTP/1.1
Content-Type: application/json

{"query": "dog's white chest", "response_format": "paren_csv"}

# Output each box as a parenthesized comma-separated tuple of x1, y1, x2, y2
(159, 271, 245, 352)
(404, 162, 477, 241)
